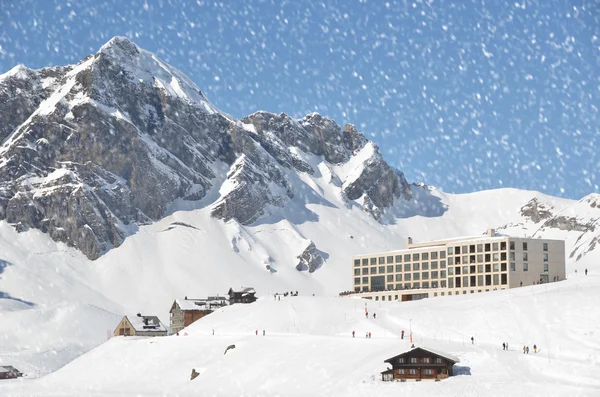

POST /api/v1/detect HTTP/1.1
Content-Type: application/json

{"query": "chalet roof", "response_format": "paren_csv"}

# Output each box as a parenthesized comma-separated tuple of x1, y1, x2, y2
(174, 297, 228, 311)
(384, 346, 460, 364)
(126, 315, 167, 333)
(229, 287, 256, 296)
(0, 366, 21, 373)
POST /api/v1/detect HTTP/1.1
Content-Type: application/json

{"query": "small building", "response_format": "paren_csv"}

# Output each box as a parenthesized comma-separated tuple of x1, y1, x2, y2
(170, 296, 228, 334)
(0, 366, 23, 380)
(381, 347, 459, 381)
(228, 287, 257, 304)
(113, 314, 168, 337)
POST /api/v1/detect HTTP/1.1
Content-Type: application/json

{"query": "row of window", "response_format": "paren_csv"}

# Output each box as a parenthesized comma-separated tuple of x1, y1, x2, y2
(398, 357, 443, 364)
(354, 281, 447, 290)
(448, 274, 508, 288)
(353, 262, 448, 275)
(354, 271, 449, 283)
(354, 242, 551, 267)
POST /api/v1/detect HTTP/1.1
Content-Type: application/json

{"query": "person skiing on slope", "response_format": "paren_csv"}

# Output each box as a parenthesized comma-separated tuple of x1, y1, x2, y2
(471, 336, 474, 344)
(373, 313, 377, 319)
(502, 342, 506, 350)
(352, 330, 355, 338)
(523, 345, 526, 354)
(526, 346, 529, 354)
(401, 330, 405, 340)
(533, 344, 537, 353)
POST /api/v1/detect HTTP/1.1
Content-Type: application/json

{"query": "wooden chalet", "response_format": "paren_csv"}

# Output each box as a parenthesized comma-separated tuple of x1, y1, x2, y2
(113, 314, 168, 337)
(227, 287, 257, 304)
(0, 366, 23, 380)
(170, 296, 228, 334)
(381, 347, 459, 381)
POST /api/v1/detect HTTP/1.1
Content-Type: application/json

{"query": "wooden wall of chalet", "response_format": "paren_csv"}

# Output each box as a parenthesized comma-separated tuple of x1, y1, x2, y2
(184, 310, 212, 327)
(382, 349, 455, 381)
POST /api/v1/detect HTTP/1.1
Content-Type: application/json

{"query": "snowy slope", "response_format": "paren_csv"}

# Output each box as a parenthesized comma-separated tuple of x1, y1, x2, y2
(1, 273, 598, 396)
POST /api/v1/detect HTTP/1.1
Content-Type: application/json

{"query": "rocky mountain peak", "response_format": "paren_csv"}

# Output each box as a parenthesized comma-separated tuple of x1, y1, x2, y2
(0, 36, 436, 262)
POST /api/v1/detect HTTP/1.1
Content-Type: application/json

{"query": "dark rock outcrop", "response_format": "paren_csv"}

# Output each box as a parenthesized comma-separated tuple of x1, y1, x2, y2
(295, 242, 325, 273)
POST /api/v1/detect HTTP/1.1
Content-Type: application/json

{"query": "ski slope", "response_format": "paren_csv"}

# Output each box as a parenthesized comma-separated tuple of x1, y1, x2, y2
(1, 272, 598, 396)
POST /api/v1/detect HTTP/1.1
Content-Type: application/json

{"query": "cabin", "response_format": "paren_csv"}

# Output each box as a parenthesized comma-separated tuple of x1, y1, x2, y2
(113, 314, 168, 337)
(227, 287, 257, 304)
(170, 296, 228, 334)
(381, 347, 459, 381)
(0, 365, 23, 380)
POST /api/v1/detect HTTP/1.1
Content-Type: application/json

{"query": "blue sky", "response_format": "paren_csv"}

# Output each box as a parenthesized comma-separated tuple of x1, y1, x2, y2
(1, 0, 598, 199)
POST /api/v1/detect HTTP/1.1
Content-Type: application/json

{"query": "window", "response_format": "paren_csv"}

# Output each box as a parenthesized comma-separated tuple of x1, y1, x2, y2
(448, 257, 454, 265)
(405, 273, 411, 281)
(440, 260, 446, 269)
(435, 358, 442, 363)
(422, 281, 429, 288)
(462, 255, 468, 264)
(413, 273, 420, 280)
(422, 252, 429, 260)
(486, 274, 492, 286)
(396, 274, 402, 281)
(398, 358, 405, 364)
(387, 265, 394, 273)
(501, 241, 506, 250)
(523, 252, 528, 261)
(501, 263, 507, 271)
(441, 270, 446, 278)
(410, 357, 417, 363)
(413, 282, 420, 289)
(543, 253, 548, 262)
(510, 252, 515, 261)
(432, 271, 438, 279)
(413, 263, 420, 271)
(440, 251, 446, 259)
(387, 256, 394, 264)
(485, 243, 491, 252)
(544, 264, 548, 272)
(501, 274, 507, 284)
(493, 253, 499, 261)
(477, 254, 483, 263)
(462, 246, 468, 254)
(448, 247, 454, 255)
(455, 266, 461, 275)
(462, 265, 469, 274)
(485, 264, 491, 272)
(396, 265, 402, 272)
(413, 253, 420, 261)
(371, 267, 377, 274)
(543, 242, 548, 251)
(478, 275, 484, 286)
(354, 277, 360, 284)
(422, 262, 429, 270)
(383, 372, 393, 381)
(431, 251, 438, 260)
(362, 258, 368, 265)
(404, 254, 411, 262)
(398, 369, 405, 374)
(493, 263, 499, 271)
(455, 246, 461, 254)
(378, 257, 385, 264)
(501, 252, 507, 261)
(493, 274, 499, 285)
(523, 263, 528, 271)
(485, 253, 491, 262)
(470, 255, 476, 264)
(432, 281, 438, 288)
(379, 266, 385, 274)
(510, 262, 515, 271)
(404, 263, 411, 272)
(354, 259, 360, 266)
(409, 369, 417, 375)
(510, 241, 515, 250)
(448, 267, 454, 275)
(477, 264, 484, 273)
(425, 369, 433, 375)
(422, 272, 429, 280)
(431, 261, 438, 269)
(448, 279, 454, 288)
(470, 245, 476, 253)
(477, 244, 483, 252)
(423, 357, 431, 363)
(493, 242, 499, 251)
(362, 277, 368, 284)
(370, 258, 377, 265)
(354, 268, 360, 276)
(470, 265, 476, 273)
(523, 242, 528, 251)
(387, 275, 393, 282)
(441, 280, 447, 287)
(395, 255, 402, 263)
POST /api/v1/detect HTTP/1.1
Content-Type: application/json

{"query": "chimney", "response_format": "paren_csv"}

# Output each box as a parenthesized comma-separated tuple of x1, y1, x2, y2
(144, 317, 149, 325)
(136, 313, 141, 317)
(406, 237, 413, 246)
(487, 229, 495, 237)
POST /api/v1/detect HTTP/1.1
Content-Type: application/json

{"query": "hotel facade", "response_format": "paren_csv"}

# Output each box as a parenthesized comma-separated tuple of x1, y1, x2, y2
(351, 229, 566, 301)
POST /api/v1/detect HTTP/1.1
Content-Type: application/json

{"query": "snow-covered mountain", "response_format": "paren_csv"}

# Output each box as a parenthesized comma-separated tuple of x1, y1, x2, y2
(1, 37, 599, 387)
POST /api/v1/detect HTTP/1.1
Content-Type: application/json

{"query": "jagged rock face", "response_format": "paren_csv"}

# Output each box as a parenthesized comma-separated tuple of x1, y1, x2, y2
(0, 37, 235, 258)
(296, 242, 324, 273)
(0, 36, 431, 262)
(520, 198, 554, 224)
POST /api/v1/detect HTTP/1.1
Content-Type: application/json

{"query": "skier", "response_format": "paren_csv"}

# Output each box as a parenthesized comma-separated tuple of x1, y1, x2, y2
(373, 313, 377, 319)
(520, 281, 523, 287)
(523, 346, 526, 354)
(502, 342, 506, 351)
(368, 332, 371, 338)
(255, 330, 258, 336)
(533, 344, 537, 353)
(585, 268, 588, 275)
(471, 336, 474, 345)
(263, 329, 265, 336)
(352, 330, 355, 338)
(401, 330, 405, 340)
(365, 311, 369, 319)
(526, 346, 529, 354)
(506, 342, 509, 350)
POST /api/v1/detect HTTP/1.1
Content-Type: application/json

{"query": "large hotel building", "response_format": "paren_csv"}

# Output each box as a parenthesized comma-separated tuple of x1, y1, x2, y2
(351, 229, 566, 301)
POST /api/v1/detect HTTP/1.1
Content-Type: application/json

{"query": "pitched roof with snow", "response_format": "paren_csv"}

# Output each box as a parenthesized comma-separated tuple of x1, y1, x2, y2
(384, 346, 460, 364)
(174, 297, 228, 311)
(127, 315, 167, 333)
